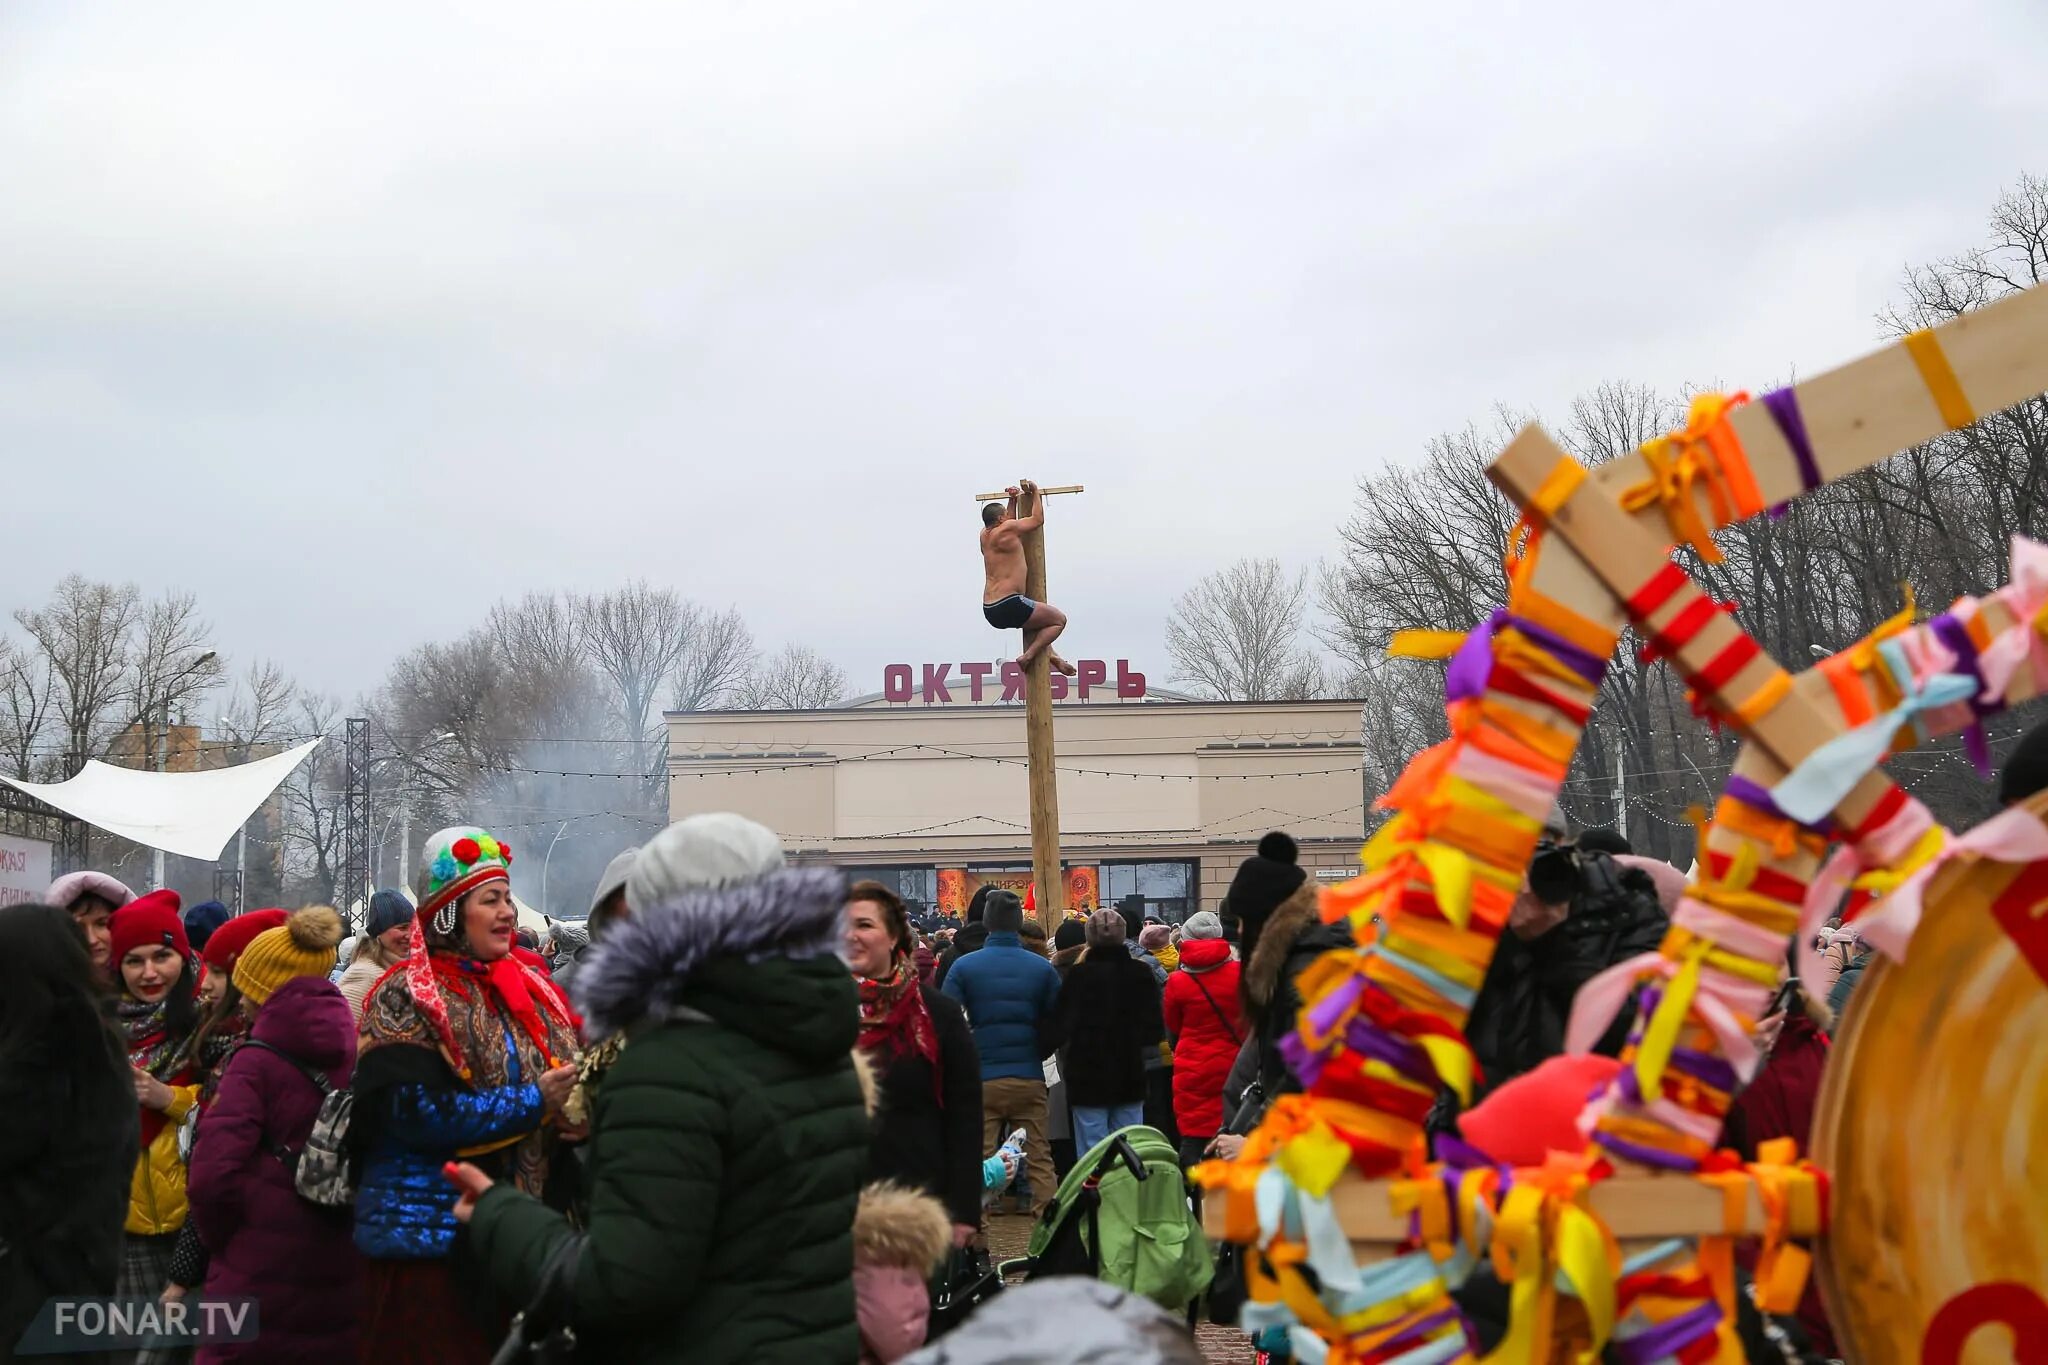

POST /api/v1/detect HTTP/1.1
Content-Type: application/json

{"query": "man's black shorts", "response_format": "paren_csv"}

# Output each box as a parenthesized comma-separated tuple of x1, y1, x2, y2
(982, 594, 1037, 629)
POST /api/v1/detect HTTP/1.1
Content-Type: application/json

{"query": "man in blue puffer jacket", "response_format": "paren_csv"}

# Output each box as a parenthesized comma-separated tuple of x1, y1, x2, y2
(942, 889, 1061, 1216)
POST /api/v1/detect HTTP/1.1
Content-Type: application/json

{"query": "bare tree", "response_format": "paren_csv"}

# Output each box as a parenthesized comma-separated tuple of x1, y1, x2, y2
(278, 693, 346, 904)
(670, 606, 757, 713)
(739, 644, 851, 710)
(14, 575, 142, 767)
(1314, 172, 2048, 854)
(0, 637, 57, 780)
(219, 659, 299, 757)
(127, 589, 223, 768)
(1166, 557, 1326, 701)
(578, 583, 690, 738)
(488, 591, 585, 679)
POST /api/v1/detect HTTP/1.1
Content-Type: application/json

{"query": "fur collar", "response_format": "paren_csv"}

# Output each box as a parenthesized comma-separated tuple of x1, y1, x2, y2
(572, 865, 847, 1041)
(1244, 884, 1322, 1011)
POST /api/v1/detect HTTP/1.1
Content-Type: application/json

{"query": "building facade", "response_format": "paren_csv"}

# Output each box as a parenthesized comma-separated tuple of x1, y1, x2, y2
(663, 685, 1366, 921)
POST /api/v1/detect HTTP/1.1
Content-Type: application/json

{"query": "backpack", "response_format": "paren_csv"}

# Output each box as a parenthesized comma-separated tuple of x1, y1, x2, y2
(242, 1039, 356, 1207)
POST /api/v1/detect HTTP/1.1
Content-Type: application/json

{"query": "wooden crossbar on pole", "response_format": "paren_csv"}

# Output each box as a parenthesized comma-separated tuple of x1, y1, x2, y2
(972, 480, 1083, 930)
(973, 484, 1085, 501)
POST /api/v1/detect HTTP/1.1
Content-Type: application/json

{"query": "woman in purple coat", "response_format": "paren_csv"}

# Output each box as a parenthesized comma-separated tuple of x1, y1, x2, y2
(187, 906, 359, 1365)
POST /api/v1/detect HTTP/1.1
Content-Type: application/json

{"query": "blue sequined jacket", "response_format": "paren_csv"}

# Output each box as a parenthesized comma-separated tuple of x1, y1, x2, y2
(353, 1020, 546, 1260)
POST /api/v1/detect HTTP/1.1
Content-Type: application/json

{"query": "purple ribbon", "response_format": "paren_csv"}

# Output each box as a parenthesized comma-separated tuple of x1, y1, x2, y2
(1762, 387, 1822, 494)
(1304, 971, 1367, 1040)
(1928, 611, 1994, 774)
(1593, 1129, 1699, 1172)
(1666, 1045, 1740, 1093)
(1613, 1301, 1724, 1365)
(1373, 1307, 1469, 1356)
(1276, 1029, 1325, 1089)
(1723, 773, 1833, 836)
(1431, 1133, 1498, 1171)
(1344, 1015, 1439, 1088)
(1443, 607, 1609, 704)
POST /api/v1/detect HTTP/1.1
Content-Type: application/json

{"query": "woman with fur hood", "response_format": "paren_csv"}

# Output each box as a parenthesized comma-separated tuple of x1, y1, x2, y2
(456, 812, 871, 1364)
(1224, 834, 1351, 1111)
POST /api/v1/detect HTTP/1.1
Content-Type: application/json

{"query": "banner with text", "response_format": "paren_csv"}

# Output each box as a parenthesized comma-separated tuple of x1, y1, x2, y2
(883, 659, 1146, 704)
(0, 832, 52, 908)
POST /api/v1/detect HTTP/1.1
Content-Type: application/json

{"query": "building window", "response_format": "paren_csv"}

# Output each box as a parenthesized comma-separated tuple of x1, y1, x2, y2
(840, 866, 938, 914)
(1099, 860, 1199, 924)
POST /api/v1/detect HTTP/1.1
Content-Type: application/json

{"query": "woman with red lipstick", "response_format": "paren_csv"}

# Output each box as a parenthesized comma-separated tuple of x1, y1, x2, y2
(104, 890, 207, 1311)
(351, 827, 581, 1364)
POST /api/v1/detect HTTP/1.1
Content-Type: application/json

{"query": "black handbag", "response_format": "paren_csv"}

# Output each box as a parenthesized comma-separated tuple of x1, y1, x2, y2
(927, 1243, 1003, 1340)
(490, 1234, 584, 1365)
(1205, 1242, 1250, 1326)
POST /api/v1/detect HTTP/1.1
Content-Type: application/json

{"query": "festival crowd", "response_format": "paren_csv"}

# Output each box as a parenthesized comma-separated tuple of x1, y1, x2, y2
(12, 725, 2045, 1363)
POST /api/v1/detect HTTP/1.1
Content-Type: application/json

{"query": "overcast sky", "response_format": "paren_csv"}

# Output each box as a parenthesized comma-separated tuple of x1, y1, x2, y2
(5, 1, 2045, 710)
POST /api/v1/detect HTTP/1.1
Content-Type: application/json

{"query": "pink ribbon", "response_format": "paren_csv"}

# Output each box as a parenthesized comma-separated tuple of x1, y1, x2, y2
(1450, 744, 1559, 821)
(1857, 801, 2048, 961)
(1793, 795, 1938, 1005)
(1564, 949, 1767, 1083)
(1977, 536, 2048, 706)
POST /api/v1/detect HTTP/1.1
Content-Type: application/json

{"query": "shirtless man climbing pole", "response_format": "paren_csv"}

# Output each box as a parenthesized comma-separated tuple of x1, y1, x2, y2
(980, 479, 1076, 675)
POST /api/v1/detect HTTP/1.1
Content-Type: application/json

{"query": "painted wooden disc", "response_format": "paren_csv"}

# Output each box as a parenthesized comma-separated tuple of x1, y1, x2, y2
(1814, 855, 2048, 1363)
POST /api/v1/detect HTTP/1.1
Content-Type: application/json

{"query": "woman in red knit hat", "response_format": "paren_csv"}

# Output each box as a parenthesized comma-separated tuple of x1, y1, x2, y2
(104, 890, 208, 1312)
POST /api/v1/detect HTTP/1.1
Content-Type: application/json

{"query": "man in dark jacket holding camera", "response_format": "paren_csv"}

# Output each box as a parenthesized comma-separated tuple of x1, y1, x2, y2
(1460, 833, 1670, 1101)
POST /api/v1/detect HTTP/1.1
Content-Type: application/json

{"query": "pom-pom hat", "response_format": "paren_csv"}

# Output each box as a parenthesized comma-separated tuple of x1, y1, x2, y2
(418, 825, 514, 931)
(234, 905, 346, 1005)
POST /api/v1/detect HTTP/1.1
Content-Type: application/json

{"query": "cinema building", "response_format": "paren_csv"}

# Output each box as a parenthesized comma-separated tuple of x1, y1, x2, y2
(662, 657, 1366, 921)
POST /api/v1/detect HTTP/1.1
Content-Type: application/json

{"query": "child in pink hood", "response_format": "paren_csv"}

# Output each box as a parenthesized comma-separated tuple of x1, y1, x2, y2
(853, 1182, 952, 1363)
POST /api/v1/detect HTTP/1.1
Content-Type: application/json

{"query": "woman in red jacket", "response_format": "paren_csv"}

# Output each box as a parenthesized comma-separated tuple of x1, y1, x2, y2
(1159, 911, 1242, 1176)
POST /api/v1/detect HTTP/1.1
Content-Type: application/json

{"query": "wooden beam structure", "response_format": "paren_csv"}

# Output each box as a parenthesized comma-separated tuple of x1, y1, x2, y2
(1202, 1169, 1821, 1264)
(973, 482, 1084, 931)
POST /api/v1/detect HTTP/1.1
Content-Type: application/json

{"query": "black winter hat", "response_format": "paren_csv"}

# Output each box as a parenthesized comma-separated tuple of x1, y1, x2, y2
(1053, 918, 1087, 952)
(1221, 831, 1307, 937)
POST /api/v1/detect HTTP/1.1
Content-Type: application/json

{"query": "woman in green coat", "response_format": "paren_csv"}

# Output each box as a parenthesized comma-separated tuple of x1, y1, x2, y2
(452, 812, 870, 1364)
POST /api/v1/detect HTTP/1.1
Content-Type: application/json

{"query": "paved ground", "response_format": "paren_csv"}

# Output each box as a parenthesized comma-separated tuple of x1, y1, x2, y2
(983, 1212, 1258, 1364)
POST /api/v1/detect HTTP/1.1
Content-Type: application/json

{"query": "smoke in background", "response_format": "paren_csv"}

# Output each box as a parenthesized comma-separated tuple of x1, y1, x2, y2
(467, 732, 662, 922)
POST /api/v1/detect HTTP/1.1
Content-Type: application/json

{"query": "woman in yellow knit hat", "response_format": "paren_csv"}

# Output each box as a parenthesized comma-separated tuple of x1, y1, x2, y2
(186, 905, 361, 1365)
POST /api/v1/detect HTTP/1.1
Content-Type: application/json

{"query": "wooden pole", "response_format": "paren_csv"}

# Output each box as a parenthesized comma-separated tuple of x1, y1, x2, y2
(975, 483, 1084, 933)
(1019, 484, 1063, 934)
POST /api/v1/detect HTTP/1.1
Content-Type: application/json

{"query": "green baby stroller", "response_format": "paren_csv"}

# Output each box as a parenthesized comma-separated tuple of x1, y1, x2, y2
(999, 1125, 1213, 1312)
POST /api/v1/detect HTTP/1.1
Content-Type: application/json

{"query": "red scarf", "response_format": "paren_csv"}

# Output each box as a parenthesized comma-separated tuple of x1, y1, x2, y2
(433, 953, 578, 1076)
(857, 957, 942, 1101)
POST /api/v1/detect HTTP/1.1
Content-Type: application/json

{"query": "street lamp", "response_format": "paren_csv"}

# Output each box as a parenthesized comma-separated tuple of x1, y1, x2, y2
(540, 813, 602, 921)
(153, 650, 217, 891)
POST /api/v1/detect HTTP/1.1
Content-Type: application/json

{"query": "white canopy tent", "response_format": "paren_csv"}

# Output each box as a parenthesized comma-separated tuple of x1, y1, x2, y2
(0, 739, 322, 861)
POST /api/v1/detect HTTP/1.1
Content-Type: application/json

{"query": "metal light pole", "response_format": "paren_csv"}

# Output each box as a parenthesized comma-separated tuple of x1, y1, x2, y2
(152, 649, 217, 891)
(540, 817, 577, 919)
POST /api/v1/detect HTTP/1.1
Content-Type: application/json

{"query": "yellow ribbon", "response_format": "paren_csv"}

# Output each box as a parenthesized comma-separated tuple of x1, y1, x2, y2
(1480, 1185, 1555, 1365)
(1388, 628, 1472, 660)
(1851, 823, 1946, 898)
(1903, 328, 1978, 430)
(1633, 937, 1711, 1100)
(1554, 1202, 1618, 1364)
(1278, 1122, 1354, 1199)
